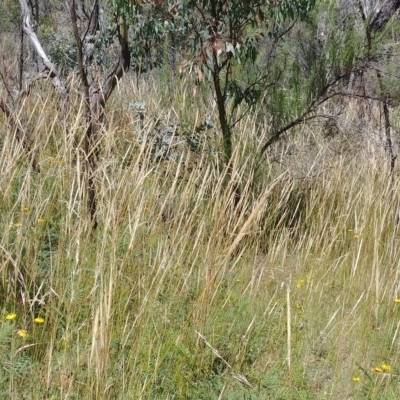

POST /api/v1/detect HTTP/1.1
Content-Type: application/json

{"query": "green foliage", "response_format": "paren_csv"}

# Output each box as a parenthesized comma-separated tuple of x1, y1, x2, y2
(129, 3, 172, 73)
(180, 0, 315, 77)
(0, 322, 35, 396)
(259, 1, 368, 139)
(0, 1, 20, 33)
(129, 100, 218, 161)
(47, 34, 77, 73)
(172, 0, 317, 160)
(109, 0, 136, 18)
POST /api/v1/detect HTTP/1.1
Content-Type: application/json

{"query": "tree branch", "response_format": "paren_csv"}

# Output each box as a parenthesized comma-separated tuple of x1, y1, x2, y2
(19, 0, 68, 115)
(260, 69, 361, 154)
(368, 0, 400, 32)
(102, 15, 130, 103)
(69, 0, 89, 88)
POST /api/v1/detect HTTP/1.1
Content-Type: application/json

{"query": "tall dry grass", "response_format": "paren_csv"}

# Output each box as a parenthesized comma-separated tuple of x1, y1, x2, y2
(1, 75, 400, 399)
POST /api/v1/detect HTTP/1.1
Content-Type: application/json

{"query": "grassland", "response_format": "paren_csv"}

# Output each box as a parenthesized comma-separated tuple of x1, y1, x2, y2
(1, 74, 400, 399)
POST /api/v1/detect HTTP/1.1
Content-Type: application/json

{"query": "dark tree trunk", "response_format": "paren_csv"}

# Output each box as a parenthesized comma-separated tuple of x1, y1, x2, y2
(168, 31, 177, 77)
(364, 0, 400, 173)
(368, 0, 400, 33)
(376, 69, 396, 172)
(69, 0, 130, 229)
(212, 64, 231, 164)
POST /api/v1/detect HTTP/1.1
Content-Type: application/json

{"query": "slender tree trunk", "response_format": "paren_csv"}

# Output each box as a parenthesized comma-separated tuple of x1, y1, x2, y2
(383, 99, 396, 173)
(360, 0, 400, 174)
(18, 18, 24, 90)
(70, 0, 99, 229)
(168, 31, 177, 77)
(85, 85, 104, 230)
(70, 0, 130, 229)
(212, 55, 231, 164)
(376, 69, 396, 173)
(210, 52, 242, 205)
(33, 0, 39, 71)
(208, 1, 232, 164)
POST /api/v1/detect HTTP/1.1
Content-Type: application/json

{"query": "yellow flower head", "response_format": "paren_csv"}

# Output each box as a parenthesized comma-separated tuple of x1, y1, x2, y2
(295, 302, 303, 310)
(34, 317, 45, 324)
(17, 329, 28, 338)
(381, 364, 391, 372)
(352, 376, 360, 382)
(296, 279, 306, 288)
(371, 367, 383, 374)
(37, 218, 45, 224)
(23, 207, 29, 213)
(6, 313, 17, 321)
(395, 299, 400, 304)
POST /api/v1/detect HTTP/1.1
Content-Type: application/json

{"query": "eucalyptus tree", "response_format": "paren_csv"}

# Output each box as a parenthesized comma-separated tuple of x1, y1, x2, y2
(178, 0, 316, 163)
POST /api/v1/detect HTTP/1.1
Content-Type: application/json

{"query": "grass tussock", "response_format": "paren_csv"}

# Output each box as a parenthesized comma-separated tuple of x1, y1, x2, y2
(1, 76, 400, 399)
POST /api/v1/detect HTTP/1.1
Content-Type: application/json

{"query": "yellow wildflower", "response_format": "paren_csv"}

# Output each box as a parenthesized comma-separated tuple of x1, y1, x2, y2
(371, 367, 383, 373)
(296, 279, 306, 288)
(23, 207, 29, 213)
(13, 223, 21, 228)
(395, 299, 400, 303)
(17, 329, 28, 338)
(37, 218, 45, 224)
(34, 317, 45, 324)
(6, 313, 17, 321)
(352, 376, 360, 382)
(381, 364, 391, 372)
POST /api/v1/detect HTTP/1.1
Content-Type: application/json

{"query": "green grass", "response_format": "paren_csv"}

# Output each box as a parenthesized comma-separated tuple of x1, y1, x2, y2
(1, 76, 400, 399)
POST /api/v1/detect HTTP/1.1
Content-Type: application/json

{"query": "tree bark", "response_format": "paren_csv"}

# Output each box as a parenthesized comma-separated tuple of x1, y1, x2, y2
(212, 64, 231, 164)
(368, 0, 400, 33)
(18, 18, 24, 90)
(34, 0, 39, 71)
(365, 0, 400, 173)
